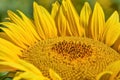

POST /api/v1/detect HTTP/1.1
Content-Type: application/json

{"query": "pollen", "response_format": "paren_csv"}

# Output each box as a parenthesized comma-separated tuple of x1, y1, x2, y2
(20, 37, 120, 80)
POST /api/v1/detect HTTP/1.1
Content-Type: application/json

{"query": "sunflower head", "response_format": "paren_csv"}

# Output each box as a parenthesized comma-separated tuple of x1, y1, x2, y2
(0, 0, 120, 80)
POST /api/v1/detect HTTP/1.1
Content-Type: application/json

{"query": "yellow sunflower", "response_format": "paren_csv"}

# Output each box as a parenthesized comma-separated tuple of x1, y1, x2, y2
(0, 0, 120, 80)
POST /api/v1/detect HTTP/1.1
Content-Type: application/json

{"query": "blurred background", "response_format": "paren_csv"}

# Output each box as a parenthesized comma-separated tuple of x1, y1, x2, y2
(0, 0, 120, 22)
(0, 0, 120, 79)
(0, 0, 33, 21)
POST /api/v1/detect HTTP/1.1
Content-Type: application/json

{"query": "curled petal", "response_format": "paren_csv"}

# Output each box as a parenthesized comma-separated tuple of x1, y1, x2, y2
(96, 71, 112, 80)
(105, 60, 120, 80)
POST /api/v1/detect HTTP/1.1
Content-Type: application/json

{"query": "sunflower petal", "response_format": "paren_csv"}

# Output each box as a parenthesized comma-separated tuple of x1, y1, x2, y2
(13, 71, 49, 80)
(0, 38, 22, 55)
(55, 7, 72, 36)
(0, 38, 22, 73)
(104, 23, 120, 46)
(49, 69, 62, 80)
(106, 11, 119, 28)
(51, 1, 60, 19)
(97, 60, 120, 80)
(0, 32, 12, 42)
(17, 10, 41, 41)
(0, 59, 47, 79)
(0, 46, 19, 61)
(0, 27, 28, 49)
(0, 65, 15, 72)
(1, 10, 40, 49)
(51, 1, 72, 36)
(96, 71, 112, 80)
(113, 36, 120, 53)
(33, 2, 45, 39)
(102, 11, 119, 42)
(33, 2, 57, 39)
(80, 2, 92, 37)
(61, 0, 84, 36)
(0, 48, 43, 76)
(7, 11, 37, 44)
(89, 2, 105, 40)
(105, 60, 120, 80)
(1, 23, 31, 45)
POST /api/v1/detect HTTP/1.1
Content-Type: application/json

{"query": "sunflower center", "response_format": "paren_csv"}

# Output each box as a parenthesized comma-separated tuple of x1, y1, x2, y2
(51, 40, 93, 61)
(20, 37, 120, 80)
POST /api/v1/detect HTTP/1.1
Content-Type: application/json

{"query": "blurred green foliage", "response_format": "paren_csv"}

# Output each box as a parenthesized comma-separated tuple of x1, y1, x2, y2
(0, 0, 33, 22)
(0, 72, 12, 80)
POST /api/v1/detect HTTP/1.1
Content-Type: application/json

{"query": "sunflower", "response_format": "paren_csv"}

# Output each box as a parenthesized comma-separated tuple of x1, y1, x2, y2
(0, 0, 120, 80)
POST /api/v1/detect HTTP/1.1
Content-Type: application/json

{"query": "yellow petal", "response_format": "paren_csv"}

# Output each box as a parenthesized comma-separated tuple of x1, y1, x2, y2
(105, 60, 120, 80)
(0, 32, 12, 42)
(49, 69, 62, 80)
(0, 27, 28, 49)
(97, 60, 120, 80)
(51, 1, 60, 19)
(0, 44, 20, 61)
(80, 2, 92, 37)
(33, 2, 57, 39)
(7, 11, 38, 45)
(55, 7, 72, 36)
(113, 36, 120, 53)
(104, 23, 120, 46)
(0, 65, 16, 72)
(89, 2, 105, 40)
(17, 10, 41, 41)
(1, 23, 31, 46)
(33, 2, 45, 39)
(0, 59, 43, 77)
(0, 50, 18, 63)
(61, 0, 84, 36)
(51, 1, 70, 36)
(96, 71, 112, 80)
(0, 39, 21, 57)
(102, 11, 119, 42)
(106, 11, 119, 28)
(0, 38, 22, 55)
(7, 10, 24, 26)
(13, 72, 49, 80)
(106, 60, 120, 72)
